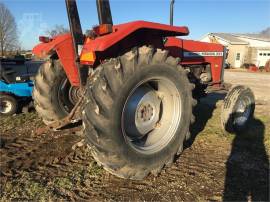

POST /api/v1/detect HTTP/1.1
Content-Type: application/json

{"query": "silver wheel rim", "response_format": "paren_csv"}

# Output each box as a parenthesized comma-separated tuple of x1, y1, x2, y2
(121, 77, 182, 154)
(0, 100, 13, 114)
(234, 96, 252, 126)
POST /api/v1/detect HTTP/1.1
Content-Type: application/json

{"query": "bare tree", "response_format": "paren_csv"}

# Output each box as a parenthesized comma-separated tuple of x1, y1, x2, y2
(46, 25, 69, 38)
(0, 2, 18, 57)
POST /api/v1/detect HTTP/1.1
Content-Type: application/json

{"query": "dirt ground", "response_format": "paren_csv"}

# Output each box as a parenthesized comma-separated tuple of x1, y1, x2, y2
(0, 71, 269, 201)
(224, 70, 270, 104)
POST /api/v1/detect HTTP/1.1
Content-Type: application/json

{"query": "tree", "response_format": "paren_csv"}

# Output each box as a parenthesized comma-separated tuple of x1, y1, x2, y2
(0, 2, 18, 56)
(46, 25, 69, 37)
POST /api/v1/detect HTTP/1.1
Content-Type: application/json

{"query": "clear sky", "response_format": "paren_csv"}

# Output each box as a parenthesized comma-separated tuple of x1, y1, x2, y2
(2, 0, 270, 50)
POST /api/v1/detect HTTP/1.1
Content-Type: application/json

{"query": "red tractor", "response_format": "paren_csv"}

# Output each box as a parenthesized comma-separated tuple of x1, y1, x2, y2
(32, 0, 255, 179)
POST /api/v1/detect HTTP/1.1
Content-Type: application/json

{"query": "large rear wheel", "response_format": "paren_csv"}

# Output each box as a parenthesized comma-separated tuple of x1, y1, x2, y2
(33, 59, 79, 125)
(82, 46, 196, 179)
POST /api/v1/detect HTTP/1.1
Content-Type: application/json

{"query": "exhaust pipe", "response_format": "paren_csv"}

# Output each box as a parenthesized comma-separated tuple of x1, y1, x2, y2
(170, 0, 175, 25)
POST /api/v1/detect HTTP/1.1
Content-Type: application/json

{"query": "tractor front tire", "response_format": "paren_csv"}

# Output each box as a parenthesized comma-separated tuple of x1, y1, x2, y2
(33, 59, 75, 125)
(221, 85, 255, 133)
(82, 46, 196, 179)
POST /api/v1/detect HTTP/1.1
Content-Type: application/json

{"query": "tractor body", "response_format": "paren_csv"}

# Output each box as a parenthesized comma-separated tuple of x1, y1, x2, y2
(33, 20, 225, 88)
(31, 0, 254, 180)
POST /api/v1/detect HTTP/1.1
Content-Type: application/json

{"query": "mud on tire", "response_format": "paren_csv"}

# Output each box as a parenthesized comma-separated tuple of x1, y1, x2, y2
(82, 46, 196, 179)
(33, 59, 74, 125)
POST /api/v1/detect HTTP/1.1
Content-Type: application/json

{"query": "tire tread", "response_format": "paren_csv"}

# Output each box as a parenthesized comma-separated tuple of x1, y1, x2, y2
(83, 46, 196, 179)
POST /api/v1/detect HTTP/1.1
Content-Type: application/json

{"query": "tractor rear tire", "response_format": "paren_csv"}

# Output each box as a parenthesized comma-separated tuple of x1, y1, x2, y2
(221, 85, 255, 133)
(82, 46, 196, 179)
(0, 94, 18, 116)
(33, 59, 75, 125)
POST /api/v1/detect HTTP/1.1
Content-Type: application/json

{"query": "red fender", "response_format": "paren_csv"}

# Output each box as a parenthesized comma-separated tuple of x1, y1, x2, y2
(81, 20, 189, 52)
(33, 34, 80, 86)
(32, 21, 189, 86)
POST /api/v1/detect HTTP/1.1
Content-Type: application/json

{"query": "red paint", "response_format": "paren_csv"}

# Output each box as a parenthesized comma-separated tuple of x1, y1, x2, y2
(165, 37, 224, 84)
(33, 34, 80, 86)
(248, 64, 258, 72)
(54, 37, 80, 86)
(39, 36, 51, 43)
(93, 24, 113, 36)
(81, 20, 189, 53)
(32, 20, 225, 87)
(33, 21, 189, 86)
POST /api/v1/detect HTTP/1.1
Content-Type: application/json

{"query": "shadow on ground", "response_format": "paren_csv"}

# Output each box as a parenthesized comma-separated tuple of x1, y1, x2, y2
(186, 92, 226, 147)
(223, 118, 269, 201)
(188, 92, 269, 201)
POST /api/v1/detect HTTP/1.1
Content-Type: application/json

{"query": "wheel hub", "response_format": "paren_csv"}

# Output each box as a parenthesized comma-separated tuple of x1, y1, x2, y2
(68, 86, 81, 105)
(234, 97, 251, 126)
(122, 77, 182, 154)
(124, 85, 161, 139)
(0, 100, 12, 114)
(135, 90, 161, 135)
(58, 78, 81, 113)
(138, 104, 154, 122)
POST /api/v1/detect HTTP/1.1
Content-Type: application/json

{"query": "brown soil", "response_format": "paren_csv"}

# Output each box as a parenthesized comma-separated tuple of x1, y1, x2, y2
(224, 70, 270, 104)
(1, 92, 269, 201)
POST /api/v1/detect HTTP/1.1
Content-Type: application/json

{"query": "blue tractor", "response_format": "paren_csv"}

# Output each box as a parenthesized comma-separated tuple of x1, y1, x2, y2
(0, 58, 34, 116)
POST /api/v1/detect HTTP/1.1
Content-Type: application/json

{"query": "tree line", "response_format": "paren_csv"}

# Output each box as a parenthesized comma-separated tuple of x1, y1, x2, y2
(0, 2, 69, 57)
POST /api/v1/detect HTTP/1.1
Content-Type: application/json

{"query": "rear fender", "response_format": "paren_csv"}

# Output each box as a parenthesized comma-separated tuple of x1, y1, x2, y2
(83, 21, 189, 52)
(33, 21, 189, 86)
(32, 34, 80, 86)
(80, 21, 189, 63)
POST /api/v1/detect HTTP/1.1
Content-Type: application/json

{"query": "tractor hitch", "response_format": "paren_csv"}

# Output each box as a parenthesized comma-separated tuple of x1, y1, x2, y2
(36, 90, 85, 135)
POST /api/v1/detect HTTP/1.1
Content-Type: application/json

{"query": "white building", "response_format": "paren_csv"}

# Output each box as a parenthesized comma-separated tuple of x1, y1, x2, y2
(201, 33, 270, 68)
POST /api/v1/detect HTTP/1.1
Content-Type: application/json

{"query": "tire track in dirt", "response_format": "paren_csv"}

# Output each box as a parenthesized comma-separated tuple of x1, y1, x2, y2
(79, 141, 231, 202)
(0, 130, 229, 201)
(1, 97, 269, 201)
(0, 129, 84, 176)
(0, 125, 105, 201)
(0, 119, 229, 201)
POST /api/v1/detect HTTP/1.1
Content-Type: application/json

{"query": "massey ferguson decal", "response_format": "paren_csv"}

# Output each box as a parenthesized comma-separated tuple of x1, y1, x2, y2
(184, 52, 224, 57)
